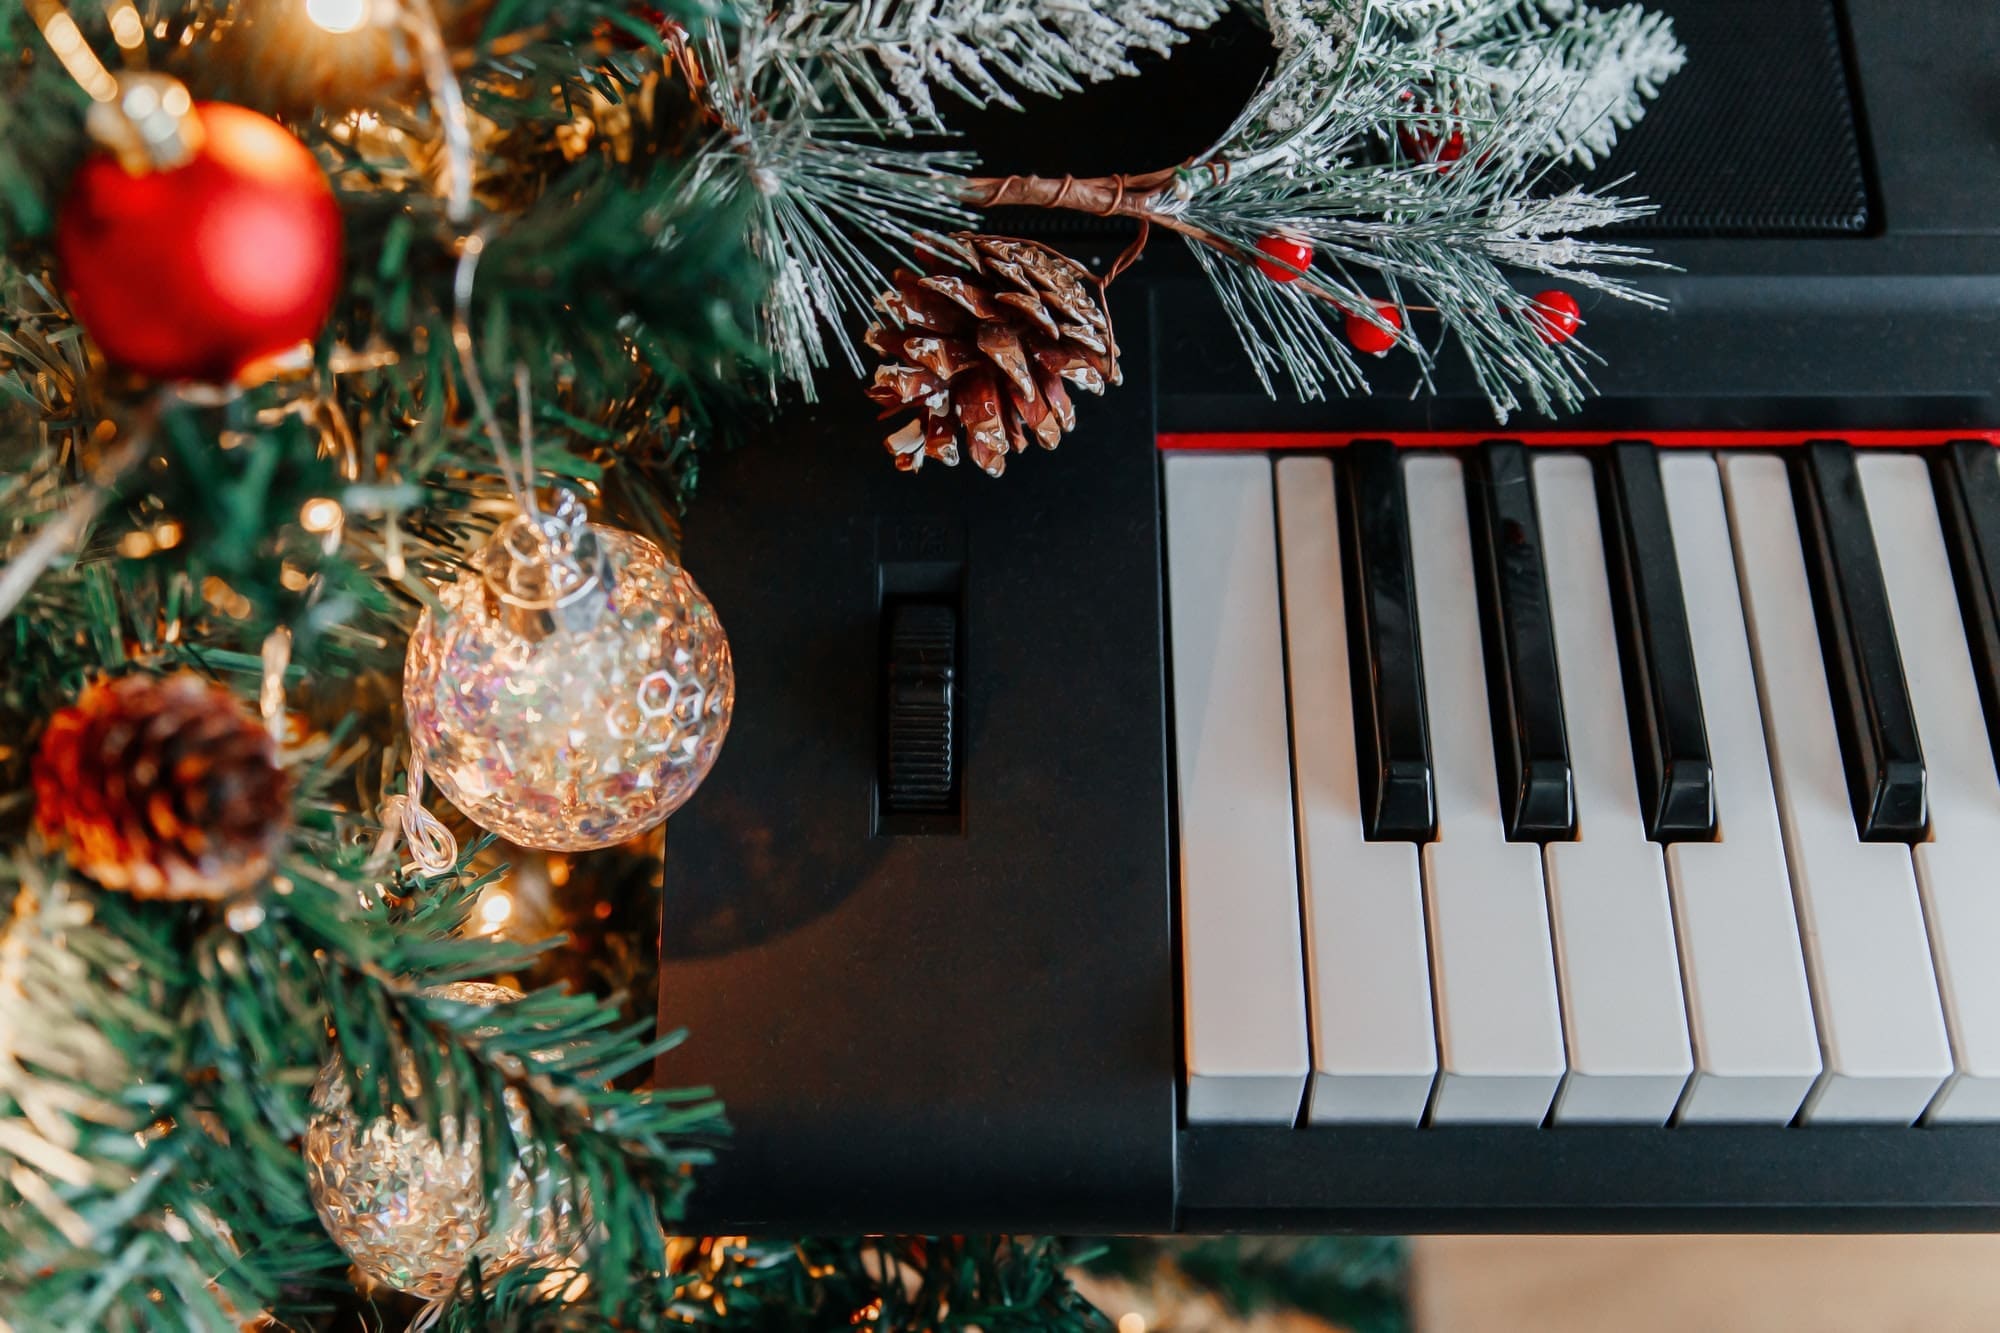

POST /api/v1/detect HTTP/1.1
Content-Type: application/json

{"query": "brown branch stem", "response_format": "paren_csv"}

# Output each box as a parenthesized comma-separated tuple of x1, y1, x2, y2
(961, 169, 1183, 219)
(961, 171, 1381, 324)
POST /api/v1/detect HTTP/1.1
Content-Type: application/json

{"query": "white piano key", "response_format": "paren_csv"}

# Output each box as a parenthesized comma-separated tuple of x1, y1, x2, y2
(1857, 453, 2000, 1122)
(1532, 456, 1692, 1124)
(1720, 454, 1951, 1123)
(1659, 455, 1822, 1124)
(1406, 454, 1565, 1124)
(1165, 455, 1310, 1123)
(1275, 457, 1437, 1125)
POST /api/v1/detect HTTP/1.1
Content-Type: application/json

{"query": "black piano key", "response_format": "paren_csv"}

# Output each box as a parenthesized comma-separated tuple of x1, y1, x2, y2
(1932, 440, 2000, 784)
(1597, 442, 1717, 842)
(1466, 441, 1575, 842)
(1792, 440, 1928, 842)
(1338, 441, 1437, 843)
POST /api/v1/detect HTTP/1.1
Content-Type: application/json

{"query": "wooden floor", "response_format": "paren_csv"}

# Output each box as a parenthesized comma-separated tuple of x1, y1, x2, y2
(1080, 1236, 2000, 1332)
(1412, 1236, 2000, 1332)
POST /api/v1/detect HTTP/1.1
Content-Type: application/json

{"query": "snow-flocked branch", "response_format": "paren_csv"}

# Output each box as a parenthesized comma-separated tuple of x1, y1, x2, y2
(694, 23, 977, 394)
(960, 0, 1679, 418)
(740, 0, 1231, 133)
(1384, 0, 1686, 168)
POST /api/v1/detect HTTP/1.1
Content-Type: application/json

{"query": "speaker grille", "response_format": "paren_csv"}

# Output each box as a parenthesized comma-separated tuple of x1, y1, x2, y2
(1578, 0, 1872, 236)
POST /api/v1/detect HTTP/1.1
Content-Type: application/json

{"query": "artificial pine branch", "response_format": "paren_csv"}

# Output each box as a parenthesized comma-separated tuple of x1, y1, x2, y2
(679, 18, 976, 394)
(1371, 0, 1686, 168)
(1, 742, 731, 1328)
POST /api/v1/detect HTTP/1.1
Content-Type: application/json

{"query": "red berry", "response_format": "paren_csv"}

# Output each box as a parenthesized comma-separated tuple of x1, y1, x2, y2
(1253, 234, 1313, 283)
(1529, 290, 1582, 345)
(1344, 301, 1403, 357)
(1399, 123, 1467, 168)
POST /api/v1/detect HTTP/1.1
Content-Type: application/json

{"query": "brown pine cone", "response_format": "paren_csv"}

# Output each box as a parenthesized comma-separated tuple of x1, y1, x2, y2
(865, 234, 1121, 477)
(31, 672, 292, 901)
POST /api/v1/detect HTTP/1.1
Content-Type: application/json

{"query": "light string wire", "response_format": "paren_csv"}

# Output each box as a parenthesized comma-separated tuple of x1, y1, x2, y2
(397, 0, 546, 534)
(448, 231, 542, 532)
(388, 0, 596, 875)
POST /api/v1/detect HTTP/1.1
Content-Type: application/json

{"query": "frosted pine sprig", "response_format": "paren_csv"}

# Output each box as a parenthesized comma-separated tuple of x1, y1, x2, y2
(1382, 0, 1686, 168)
(742, 0, 1231, 133)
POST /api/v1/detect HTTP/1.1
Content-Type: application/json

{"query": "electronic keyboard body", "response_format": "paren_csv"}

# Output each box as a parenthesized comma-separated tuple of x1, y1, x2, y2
(656, 0, 2000, 1232)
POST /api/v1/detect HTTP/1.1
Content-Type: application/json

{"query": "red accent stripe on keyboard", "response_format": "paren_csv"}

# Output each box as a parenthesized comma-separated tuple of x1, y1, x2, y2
(1157, 429, 2000, 452)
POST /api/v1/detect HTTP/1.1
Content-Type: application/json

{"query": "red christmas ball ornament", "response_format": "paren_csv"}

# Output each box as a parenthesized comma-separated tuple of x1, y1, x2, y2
(56, 92, 342, 384)
(1344, 301, 1404, 357)
(1253, 233, 1314, 283)
(1529, 289, 1583, 345)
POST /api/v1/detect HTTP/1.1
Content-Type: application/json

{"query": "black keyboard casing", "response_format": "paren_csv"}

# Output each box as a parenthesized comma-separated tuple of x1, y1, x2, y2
(659, 0, 2000, 1232)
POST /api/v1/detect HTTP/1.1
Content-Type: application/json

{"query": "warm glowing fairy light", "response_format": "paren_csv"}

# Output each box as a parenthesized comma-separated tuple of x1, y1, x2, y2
(106, 3, 145, 51)
(305, 0, 371, 34)
(479, 891, 513, 931)
(300, 497, 344, 533)
(33, 8, 119, 102)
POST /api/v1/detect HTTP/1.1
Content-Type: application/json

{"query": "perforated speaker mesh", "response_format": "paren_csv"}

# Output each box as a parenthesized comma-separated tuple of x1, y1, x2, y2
(1578, 0, 1872, 236)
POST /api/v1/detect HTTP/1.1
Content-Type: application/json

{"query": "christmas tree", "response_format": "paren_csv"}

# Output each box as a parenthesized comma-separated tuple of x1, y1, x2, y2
(0, 0, 1680, 1328)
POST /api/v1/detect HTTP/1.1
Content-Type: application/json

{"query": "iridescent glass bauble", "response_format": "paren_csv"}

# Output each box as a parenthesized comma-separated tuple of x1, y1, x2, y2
(404, 514, 733, 850)
(302, 981, 586, 1298)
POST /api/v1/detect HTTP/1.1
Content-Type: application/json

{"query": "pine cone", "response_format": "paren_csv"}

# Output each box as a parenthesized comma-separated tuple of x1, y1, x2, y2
(31, 672, 292, 901)
(865, 235, 1121, 477)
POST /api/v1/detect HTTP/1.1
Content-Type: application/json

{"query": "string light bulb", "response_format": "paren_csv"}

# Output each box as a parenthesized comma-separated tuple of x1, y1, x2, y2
(305, 0, 371, 33)
(299, 497, 343, 533)
(478, 889, 513, 932)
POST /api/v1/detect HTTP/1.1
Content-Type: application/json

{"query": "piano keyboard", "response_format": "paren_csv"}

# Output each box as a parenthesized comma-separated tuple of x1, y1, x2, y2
(1166, 442, 2000, 1128)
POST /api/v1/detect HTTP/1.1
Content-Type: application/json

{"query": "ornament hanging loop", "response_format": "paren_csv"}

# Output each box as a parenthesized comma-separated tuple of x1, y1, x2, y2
(376, 750, 458, 879)
(481, 498, 614, 640)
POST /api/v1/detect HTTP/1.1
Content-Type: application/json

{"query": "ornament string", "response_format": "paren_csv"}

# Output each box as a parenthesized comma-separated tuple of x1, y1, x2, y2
(259, 627, 291, 747)
(375, 751, 458, 878)
(395, 0, 473, 227)
(514, 361, 538, 493)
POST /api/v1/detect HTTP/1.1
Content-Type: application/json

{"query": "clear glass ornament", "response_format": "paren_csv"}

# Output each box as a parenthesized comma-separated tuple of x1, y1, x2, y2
(404, 504, 734, 850)
(302, 981, 586, 1299)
